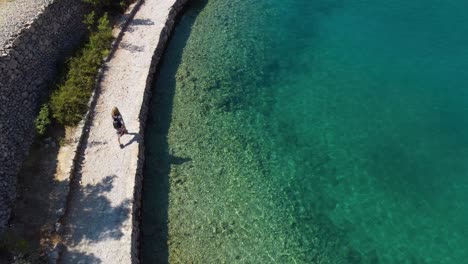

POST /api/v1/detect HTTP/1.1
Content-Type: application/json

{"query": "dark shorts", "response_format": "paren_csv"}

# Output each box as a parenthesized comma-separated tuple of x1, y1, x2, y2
(115, 127, 125, 134)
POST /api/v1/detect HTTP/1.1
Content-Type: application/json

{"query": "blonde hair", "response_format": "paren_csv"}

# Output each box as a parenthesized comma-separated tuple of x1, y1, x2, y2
(112, 107, 120, 116)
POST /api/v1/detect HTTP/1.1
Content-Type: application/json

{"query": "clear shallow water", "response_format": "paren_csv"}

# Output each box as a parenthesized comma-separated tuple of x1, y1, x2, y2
(142, 0, 468, 263)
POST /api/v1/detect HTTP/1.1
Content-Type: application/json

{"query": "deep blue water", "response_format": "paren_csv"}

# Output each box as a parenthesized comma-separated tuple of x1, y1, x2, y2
(142, 0, 468, 262)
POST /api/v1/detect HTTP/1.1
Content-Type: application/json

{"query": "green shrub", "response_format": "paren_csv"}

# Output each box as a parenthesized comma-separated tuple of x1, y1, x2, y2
(119, 0, 128, 10)
(34, 104, 51, 136)
(83, 0, 132, 13)
(83, 0, 110, 8)
(50, 13, 113, 126)
(83, 11, 96, 31)
(115, 0, 133, 13)
(50, 85, 90, 125)
(0, 231, 30, 256)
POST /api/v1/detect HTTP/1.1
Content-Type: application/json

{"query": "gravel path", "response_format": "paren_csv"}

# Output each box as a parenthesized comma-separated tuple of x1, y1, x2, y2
(59, 0, 179, 262)
(0, 0, 53, 48)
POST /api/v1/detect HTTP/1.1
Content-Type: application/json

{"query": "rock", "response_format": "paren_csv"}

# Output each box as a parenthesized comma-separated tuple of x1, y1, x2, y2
(7, 59, 17, 69)
(47, 250, 59, 264)
(55, 222, 62, 233)
(15, 54, 24, 63)
(55, 207, 63, 216)
(12, 37, 21, 47)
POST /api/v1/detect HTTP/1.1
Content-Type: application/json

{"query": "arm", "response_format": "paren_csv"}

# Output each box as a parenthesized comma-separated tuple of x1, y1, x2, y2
(120, 115, 126, 127)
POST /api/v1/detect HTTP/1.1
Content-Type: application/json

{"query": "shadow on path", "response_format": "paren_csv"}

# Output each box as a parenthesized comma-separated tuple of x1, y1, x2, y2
(120, 41, 145, 53)
(63, 175, 130, 247)
(132, 18, 155, 26)
(126, 18, 155, 33)
(123, 132, 141, 148)
(58, 250, 102, 264)
(58, 64, 131, 262)
(140, 1, 206, 263)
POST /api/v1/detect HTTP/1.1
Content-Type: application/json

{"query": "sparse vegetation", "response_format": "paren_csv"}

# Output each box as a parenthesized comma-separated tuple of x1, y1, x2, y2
(0, 231, 34, 264)
(34, 104, 51, 136)
(83, 0, 133, 13)
(50, 13, 112, 126)
(12, 0, 135, 262)
(42, 0, 134, 128)
(83, 11, 96, 31)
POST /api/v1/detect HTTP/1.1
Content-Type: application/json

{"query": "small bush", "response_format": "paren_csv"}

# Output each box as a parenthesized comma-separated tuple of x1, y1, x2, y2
(50, 13, 112, 126)
(116, 0, 133, 13)
(83, 11, 96, 31)
(83, 0, 110, 8)
(0, 231, 32, 263)
(119, 1, 128, 10)
(83, 0, 132, 13)
(34, 104, 51, 136)
(50, 86, 91, 125)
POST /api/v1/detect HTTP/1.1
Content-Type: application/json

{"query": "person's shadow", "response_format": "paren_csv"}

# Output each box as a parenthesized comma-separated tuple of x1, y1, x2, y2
(122, 132, 141, 148)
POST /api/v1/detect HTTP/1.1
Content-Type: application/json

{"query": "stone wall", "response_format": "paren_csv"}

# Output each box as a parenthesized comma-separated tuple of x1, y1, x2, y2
(0, 0, 88, 231)
(132, 0, 188, 261)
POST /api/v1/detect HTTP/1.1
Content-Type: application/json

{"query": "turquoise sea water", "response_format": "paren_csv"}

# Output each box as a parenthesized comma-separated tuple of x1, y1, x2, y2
(142, 0, 468, 263)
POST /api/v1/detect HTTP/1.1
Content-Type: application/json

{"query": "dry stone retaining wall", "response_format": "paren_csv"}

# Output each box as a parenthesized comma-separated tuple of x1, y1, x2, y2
(132, 1, 188, 261)
(0, 0, 88, 231)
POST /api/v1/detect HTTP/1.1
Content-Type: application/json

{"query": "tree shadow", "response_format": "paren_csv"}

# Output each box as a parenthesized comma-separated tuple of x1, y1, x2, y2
(140, 1, 207, 263)
(1, 124, 119, 263)
(131, 18, 155, 26)
(120, 41, 145, 53)
(126, 18, 156, 33)
(3, 125, 66, 262)
(61, 175, 131, 247)
(57, 250, 102, 264)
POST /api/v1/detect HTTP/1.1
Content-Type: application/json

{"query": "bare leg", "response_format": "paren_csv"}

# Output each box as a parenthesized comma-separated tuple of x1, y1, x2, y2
(118, 128, 124, 148)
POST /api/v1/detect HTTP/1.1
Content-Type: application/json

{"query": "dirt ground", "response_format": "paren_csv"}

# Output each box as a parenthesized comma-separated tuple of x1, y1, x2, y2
(0, 125, 76, 263)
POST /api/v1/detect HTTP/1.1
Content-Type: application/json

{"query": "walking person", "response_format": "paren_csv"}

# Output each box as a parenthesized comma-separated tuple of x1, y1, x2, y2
(112, 107, 127, 148)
